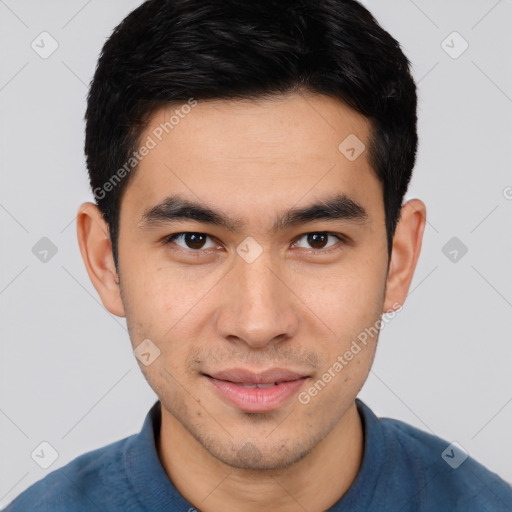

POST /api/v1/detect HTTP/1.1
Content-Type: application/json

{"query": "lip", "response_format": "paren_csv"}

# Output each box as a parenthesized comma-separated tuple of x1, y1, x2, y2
(204, 368, 309, 413)
(207, 368, 306, 385)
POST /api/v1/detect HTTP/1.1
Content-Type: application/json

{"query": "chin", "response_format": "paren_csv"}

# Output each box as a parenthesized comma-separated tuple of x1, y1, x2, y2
(204, 436, 315, 472)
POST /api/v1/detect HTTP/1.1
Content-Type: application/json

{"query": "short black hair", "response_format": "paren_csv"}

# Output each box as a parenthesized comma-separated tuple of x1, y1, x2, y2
(85, 0, 418, 269)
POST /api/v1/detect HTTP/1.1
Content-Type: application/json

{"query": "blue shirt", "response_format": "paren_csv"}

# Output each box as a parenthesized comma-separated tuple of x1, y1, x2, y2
(4, 399, 512, 511)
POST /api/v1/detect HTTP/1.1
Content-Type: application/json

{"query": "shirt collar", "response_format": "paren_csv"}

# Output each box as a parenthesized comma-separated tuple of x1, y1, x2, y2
(123, 398, 385, 511)
(124, 401, 194, 510)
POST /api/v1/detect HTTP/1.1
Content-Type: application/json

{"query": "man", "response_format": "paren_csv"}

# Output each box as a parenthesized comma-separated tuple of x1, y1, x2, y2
(5, 0, 511, 511)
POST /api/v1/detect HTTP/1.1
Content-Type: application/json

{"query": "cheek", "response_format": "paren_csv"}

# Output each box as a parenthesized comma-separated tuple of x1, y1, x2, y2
(293, 263, 384, 403)
(298, 332, 376, 424)
(120, 265, 220, 393)
(121, 261, 206, 339)
(296, 261, 386, 342)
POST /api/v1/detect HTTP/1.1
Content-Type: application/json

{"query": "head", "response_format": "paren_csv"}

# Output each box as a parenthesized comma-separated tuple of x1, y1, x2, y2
(78, 0, 426, 470)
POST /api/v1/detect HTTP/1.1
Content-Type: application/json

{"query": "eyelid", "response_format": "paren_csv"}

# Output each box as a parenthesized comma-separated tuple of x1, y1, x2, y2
(291, 232, 348, 252)
(161, 232, 219, 250)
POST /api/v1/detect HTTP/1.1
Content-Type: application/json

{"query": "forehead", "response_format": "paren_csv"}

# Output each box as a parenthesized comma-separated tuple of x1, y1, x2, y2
(122, 92, 383, 226)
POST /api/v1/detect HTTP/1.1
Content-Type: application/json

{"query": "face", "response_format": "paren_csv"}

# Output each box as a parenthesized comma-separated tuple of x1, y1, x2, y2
(115, 92, 392, 470)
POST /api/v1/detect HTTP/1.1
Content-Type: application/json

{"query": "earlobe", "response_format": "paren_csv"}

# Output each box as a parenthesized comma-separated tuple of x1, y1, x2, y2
(76, 202, 126, 317)
(383, 199, 426, 313)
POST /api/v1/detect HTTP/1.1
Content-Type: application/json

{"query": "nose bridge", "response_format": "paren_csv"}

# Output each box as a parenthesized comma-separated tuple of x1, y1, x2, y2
(215, 249, 299, 347)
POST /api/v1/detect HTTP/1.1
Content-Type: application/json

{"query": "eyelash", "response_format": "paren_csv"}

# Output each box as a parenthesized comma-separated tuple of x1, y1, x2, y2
(161, 232, 348, 255)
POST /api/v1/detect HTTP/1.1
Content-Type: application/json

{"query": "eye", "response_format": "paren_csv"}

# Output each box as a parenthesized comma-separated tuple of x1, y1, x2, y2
(161, 231, 347, 254)
(162, 232, 218, 251)
(292, 232, 345, 252)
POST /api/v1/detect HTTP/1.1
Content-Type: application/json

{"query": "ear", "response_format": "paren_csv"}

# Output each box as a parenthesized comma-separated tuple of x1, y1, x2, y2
(76, 202, 125, 317)
(383, 199, 426, 313)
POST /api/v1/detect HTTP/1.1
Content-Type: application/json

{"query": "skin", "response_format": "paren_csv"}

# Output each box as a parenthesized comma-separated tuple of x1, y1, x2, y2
(77, 92, 426, 512)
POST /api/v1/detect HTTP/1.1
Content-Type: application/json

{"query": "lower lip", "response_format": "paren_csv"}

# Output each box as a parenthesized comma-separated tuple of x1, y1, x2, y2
(206, 376, 308, 413)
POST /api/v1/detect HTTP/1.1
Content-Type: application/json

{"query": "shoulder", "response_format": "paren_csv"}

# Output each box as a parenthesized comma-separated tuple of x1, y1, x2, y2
(380, 416, 512, 511)
(3, 436, 137, 512)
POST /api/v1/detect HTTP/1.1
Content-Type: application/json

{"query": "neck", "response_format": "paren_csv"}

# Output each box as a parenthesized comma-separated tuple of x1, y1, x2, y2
(157, 402, 364, 512)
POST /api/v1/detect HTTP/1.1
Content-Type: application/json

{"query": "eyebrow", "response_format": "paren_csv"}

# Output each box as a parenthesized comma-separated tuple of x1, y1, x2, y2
(139, 193, 369, 233)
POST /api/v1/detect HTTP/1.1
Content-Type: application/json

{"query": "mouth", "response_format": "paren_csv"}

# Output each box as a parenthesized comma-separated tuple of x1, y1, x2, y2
(203, 368, 309, 413)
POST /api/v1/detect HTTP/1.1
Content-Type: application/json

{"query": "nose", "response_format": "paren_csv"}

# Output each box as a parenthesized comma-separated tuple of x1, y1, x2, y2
(215, 252, 299, 349)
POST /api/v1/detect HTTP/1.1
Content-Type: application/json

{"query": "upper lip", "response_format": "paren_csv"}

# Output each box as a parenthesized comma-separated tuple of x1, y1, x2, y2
(205, 368, 308, 385)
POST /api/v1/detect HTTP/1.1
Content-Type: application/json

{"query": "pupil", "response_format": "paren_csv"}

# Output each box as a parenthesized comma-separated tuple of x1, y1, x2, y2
(308, 233, 327, 249)
(186, 233, 205, 249)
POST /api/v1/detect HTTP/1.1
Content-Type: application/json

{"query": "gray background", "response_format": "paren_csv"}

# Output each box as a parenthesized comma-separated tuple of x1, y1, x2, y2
(1, 0, 511, 507)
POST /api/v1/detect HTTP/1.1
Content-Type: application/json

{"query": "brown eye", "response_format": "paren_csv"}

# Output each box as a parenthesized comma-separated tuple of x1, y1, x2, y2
(293, 232, 343, 251)
(307, 233, 329, 249)
(164, 232, 216, 251)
